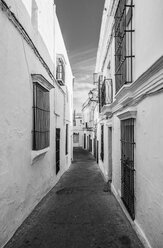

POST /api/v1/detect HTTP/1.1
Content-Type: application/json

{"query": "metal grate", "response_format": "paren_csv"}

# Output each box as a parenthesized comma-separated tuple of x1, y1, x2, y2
(115, 0, 134, 93)
(121, 118, 135, 220)
(33, 83, 50, 150)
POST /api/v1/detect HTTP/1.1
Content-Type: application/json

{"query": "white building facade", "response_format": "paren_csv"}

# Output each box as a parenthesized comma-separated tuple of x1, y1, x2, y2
(94, 0, 163, 247)
(82, 89, 98, 158)
(0, 0, 73, 247)
(73, 113, 83, 148)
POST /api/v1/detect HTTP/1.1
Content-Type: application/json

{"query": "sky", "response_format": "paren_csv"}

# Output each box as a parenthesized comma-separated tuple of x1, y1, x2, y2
(55, 0, 105, 113)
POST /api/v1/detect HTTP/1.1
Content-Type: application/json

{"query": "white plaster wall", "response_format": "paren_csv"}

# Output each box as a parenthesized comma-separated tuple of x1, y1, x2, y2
(98, 122, 108, 181)
(94, 0, 163, 247)
(111, 116, 121, 196)
(55, 15, 73, 167)
(135, 93, 163, 248)
(55, 13, 73, 167)
(134, 0, 163, 81)
(54, 88, 66, 174)
(95, 0, 111, 73)
(0, 1, 73, 247)
(4, 0, 55, 67)
(73, 117, 83, 148)
(110, 94, 163, 247)
(0, 10, 55, 247)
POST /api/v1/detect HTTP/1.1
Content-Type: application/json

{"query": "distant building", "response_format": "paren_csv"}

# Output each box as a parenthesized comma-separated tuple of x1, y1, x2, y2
(73, 112, 83, 147)
(81, 88, 98, 157)
(0, 0, 73, 246)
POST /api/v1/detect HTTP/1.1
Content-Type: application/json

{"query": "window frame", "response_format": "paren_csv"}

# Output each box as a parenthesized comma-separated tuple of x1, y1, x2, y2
(56, 57, 65, 85)
(114, 0, 134, 93)
(33, 82, 50, 151)
(31, 74, 54, 151)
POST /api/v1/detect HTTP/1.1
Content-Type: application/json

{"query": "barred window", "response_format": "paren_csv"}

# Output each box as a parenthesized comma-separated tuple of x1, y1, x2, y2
(33, 83, 50, 150)
(115, 0, 134, 93)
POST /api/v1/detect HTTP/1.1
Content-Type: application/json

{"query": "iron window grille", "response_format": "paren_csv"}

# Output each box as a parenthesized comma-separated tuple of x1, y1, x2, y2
(33, 82, 50, 150)
(100, 125, 104, 161)
(56, 58, 65, 85)
(115, 0, 134, 93)
(65, 124, 68, 155)
(101, 79, 113, 108)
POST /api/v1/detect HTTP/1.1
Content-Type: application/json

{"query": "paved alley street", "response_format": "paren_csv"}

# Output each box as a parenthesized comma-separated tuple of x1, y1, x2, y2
(5, 148, 143, 248)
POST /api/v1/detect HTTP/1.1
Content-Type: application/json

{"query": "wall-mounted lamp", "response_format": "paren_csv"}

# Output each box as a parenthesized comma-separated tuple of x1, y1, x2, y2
(88, 90, 98, 102)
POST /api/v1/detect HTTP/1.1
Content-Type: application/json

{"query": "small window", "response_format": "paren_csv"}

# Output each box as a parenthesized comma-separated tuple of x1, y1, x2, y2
(33, 83, 50, 150)
(56, 58, 65, 85)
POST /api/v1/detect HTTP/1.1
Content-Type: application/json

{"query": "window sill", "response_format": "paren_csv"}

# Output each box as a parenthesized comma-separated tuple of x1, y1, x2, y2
(31, 147, 49, 165)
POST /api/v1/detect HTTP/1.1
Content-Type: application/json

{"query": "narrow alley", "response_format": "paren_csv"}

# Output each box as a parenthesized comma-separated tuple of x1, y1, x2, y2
(5, 148, 143, 248)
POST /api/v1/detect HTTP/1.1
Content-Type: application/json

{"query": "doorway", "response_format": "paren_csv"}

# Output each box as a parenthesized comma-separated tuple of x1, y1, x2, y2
(108, 127, 112, 181)
(97, 140, 99, 164)
(56, 128, 60, 174)
(121, 118, 135, 220)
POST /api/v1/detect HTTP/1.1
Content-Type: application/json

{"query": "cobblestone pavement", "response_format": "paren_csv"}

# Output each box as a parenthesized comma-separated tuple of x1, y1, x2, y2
(5, 148, 144, 248)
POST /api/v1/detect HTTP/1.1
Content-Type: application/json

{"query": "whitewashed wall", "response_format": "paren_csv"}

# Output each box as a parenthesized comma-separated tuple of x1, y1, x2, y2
(0, 1, 73, 247)
(134, 0, 163, 81)
(55, 15, 73, 167)
(95, 0, 163, 247)
(135, 93, 163, 247)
